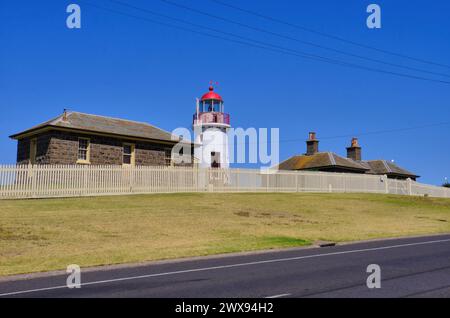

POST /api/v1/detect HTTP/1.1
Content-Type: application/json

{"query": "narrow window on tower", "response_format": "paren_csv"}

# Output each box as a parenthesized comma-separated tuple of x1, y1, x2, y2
(211, 151, 221, 168)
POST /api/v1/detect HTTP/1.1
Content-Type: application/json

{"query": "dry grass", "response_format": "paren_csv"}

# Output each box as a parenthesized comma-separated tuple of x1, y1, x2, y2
(1, 193, 450, 276)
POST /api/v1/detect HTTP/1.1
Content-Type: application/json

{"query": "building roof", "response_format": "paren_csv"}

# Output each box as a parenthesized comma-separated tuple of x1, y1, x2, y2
(278, 153, 419, 178)
(277, 152, 369, 172)
(201, 86, 223, 102)
(10, 111, 183, 143)
(278, 132, 419, 179)
(360, 160, 420, 178)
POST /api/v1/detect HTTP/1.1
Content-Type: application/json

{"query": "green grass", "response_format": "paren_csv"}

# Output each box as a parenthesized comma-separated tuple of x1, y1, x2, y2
(1, 192, 450, 276)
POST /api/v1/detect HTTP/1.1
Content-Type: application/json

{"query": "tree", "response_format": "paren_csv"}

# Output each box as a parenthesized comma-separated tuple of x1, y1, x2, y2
(443, 183, 450, 188)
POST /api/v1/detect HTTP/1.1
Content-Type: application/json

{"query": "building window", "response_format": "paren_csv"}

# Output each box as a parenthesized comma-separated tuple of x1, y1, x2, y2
(123, 143, 135, 166)
(211, 151, 220, 168)
(165, 149, 173, 166)
(77, 138, 90, 163)
(30, 138, 37, 165)
(213, 101, 221, 112)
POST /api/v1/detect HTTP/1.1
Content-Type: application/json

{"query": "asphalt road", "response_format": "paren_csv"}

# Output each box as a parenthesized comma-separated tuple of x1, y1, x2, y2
(1, 234, 450, 298)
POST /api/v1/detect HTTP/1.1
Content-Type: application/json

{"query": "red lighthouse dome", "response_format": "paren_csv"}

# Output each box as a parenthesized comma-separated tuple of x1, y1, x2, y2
(201, 86, 223, 102)
(194, 85, 230, 127)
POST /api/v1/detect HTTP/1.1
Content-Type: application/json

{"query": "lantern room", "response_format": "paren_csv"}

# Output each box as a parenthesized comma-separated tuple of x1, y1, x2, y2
(193, 86, 230, 127)
(199, 86, 224, 113)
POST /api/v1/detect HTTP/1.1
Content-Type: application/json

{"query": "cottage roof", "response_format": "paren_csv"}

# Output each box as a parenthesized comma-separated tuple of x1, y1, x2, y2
(10, 111, 183, 143)
(360, 160, 419, 178)
(277, 152, 369, 172)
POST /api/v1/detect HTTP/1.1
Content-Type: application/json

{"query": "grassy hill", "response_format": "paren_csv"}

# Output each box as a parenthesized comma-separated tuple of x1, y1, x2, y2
(1, 192, 450, 276)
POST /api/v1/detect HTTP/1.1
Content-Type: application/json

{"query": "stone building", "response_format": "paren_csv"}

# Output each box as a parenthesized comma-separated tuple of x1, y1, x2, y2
(10, 111, 192, 166)
(278, 132, 419, 180)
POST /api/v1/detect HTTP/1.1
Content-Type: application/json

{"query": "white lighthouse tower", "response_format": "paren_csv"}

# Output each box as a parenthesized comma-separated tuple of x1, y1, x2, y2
(193, 85, 230, 168)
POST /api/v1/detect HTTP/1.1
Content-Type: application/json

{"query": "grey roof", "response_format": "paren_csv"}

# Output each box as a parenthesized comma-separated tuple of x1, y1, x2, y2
(10, 111, 183, 143)
(277, 152, 419, 178)
(277, 152, 369, 172)
(361, 160, 419, 178)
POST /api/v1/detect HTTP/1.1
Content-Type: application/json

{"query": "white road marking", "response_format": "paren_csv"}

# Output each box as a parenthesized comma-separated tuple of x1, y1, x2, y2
(265, 293, 291, 298)
(1, 237, 450, 297)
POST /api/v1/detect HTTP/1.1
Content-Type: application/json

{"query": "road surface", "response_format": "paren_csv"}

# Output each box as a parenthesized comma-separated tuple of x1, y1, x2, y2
(1, 234, 450, 298)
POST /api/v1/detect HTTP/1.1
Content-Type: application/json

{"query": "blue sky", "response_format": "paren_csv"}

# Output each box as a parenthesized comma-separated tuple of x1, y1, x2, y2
(1, 0, 449, 184)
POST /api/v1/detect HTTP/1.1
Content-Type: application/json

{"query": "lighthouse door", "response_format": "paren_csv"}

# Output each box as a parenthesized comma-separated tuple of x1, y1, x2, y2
(211, 152, 221, 168)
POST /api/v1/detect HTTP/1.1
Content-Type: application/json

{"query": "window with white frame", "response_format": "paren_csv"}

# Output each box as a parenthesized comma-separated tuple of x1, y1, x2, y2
(123, 143, 135, 165)
(77, 138, 90, 162)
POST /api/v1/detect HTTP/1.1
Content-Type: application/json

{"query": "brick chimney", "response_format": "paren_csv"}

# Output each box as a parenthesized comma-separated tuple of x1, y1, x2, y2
(346, 137, 362, 161)
(306, 132, 319, 155)
(62, 109, 68, 122)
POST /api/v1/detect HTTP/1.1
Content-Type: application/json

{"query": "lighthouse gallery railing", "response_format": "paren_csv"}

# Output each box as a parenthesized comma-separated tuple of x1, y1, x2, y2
(193, 112, 230, 126)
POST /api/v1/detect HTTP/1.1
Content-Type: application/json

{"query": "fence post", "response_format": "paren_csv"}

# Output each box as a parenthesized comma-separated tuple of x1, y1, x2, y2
(208, 168, 212, 192)
(343, 175, 347, 193)
(383, 175, 389, 194)
(130, 166, 135, 193)
(83, 166, 88, 196)
(407, 178, 412, 196)
(30, 164, 37, 198)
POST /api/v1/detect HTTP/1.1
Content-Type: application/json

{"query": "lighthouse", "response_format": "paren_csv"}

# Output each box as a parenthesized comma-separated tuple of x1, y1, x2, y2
(193, 85, 231, 168)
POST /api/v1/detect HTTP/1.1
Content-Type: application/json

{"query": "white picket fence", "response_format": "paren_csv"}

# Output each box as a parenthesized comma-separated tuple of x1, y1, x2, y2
(0, 164, 449, 200)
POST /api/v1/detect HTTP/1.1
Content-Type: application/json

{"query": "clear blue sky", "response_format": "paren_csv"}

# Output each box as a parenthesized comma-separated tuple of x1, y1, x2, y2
(1, 0, 449, 185)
